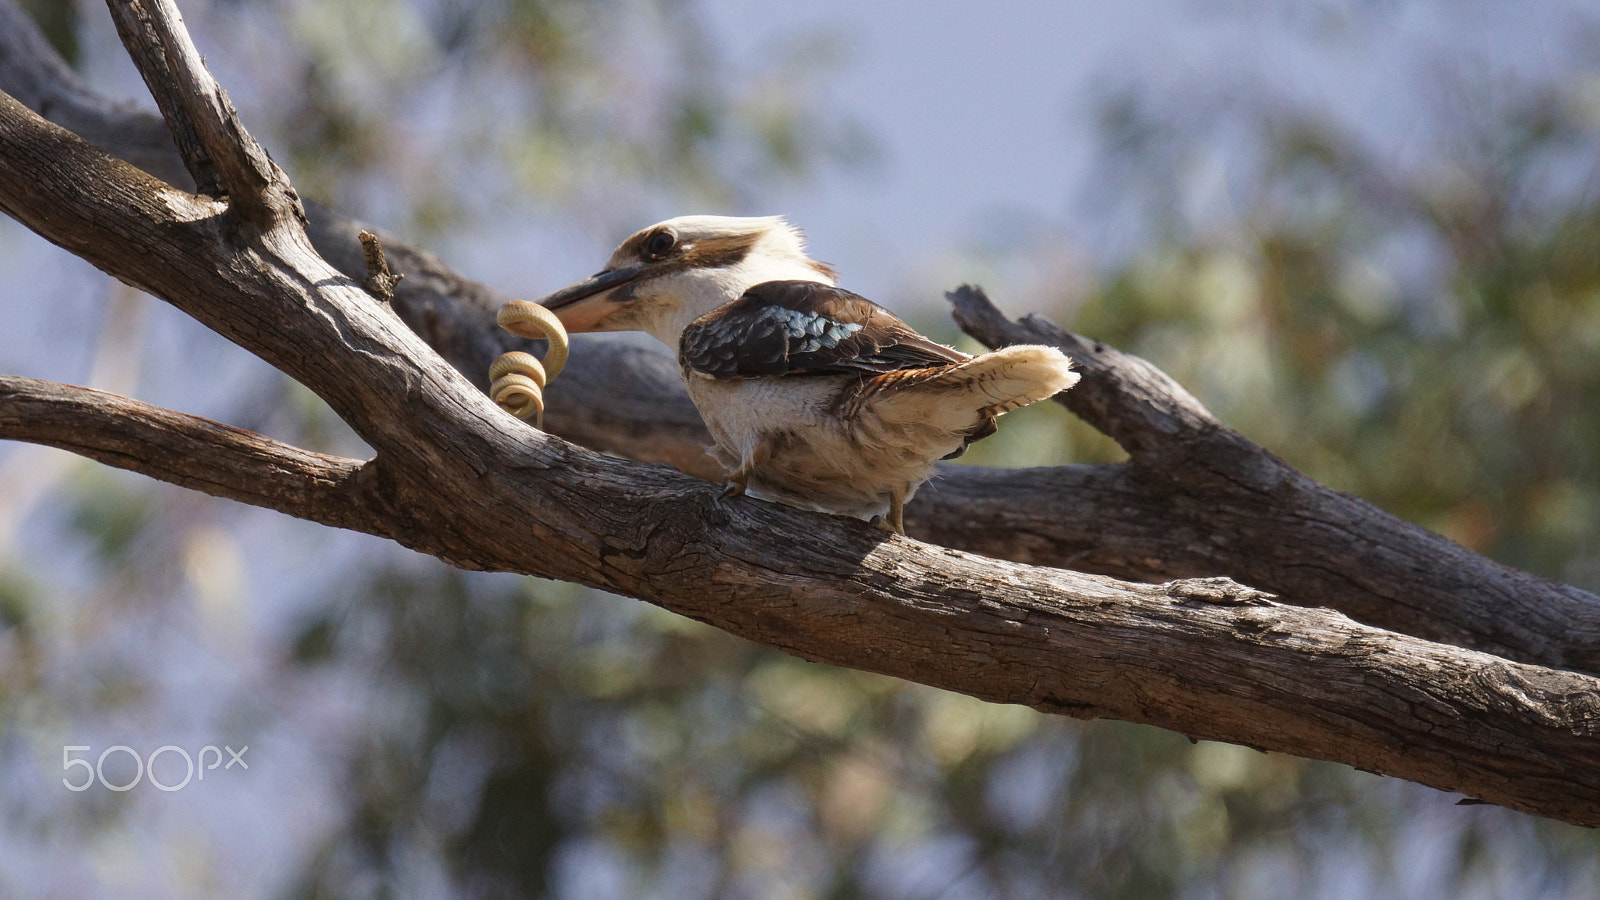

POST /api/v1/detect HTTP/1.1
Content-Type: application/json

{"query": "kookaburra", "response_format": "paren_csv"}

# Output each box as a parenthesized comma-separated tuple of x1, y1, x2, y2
(536, 215, 1079, 533)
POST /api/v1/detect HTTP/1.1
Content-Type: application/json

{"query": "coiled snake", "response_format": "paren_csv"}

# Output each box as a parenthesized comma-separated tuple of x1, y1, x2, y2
(488, 300, 569, 429)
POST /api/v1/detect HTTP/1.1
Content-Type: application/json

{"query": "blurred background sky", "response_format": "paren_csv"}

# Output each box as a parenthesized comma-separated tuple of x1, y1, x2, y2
(2, 1, 1599, 898)
(696, 0, 1597, 300)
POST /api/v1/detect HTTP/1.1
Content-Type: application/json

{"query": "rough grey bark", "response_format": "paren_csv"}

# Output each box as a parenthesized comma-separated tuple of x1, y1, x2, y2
(0, 0, 1597, 826)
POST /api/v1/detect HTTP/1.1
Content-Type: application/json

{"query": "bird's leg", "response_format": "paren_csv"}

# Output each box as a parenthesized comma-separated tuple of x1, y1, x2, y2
(875, 483, 908, 535)
(722, 439, 771, 498)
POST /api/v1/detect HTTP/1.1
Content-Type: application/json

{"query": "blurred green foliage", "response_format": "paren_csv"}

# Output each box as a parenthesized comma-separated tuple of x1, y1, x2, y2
(207, 0, 868, 238)
(1069, 79, 1600, 591)
(21, 0, 77, 64)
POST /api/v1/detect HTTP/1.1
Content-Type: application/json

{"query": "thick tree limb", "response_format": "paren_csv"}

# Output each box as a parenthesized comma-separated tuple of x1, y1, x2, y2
(0, 2, 1598, 825)
(4, 0, 1595, 678)
(948, 287, 1600, 678)
(0, 375, 377, 531)
(3, 345, 1600, 828)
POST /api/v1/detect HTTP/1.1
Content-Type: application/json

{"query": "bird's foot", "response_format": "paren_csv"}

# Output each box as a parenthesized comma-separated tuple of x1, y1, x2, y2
(707, 475, 745, 526)
(704, 490, 734, 526)
(721, 444, 766, 499)
(877, 485, 908, 535)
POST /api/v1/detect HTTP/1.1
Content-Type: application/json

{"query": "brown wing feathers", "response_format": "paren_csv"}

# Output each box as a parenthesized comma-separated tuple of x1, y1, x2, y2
(679, 281, 967, 380)
(680, 280, 997, 457)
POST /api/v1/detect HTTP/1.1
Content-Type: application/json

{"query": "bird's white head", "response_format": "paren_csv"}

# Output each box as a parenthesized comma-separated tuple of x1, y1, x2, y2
(535, 215, 836, 346)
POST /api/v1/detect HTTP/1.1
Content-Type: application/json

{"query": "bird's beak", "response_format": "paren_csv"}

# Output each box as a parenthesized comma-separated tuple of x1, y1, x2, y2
(537, 264, 649, 333)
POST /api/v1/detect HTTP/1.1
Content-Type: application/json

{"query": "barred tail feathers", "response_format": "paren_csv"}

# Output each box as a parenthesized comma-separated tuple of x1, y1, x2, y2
(947, 344, 1080, 415)
(862, 345, 1079, 435)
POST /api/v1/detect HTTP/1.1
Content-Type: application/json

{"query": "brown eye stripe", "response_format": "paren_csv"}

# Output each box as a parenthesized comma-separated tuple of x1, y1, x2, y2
(678, 232, 762, 269)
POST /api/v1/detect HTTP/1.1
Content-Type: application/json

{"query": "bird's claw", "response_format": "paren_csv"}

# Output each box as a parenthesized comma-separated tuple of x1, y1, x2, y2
(870, 514, 905, 535)
(704, 488, 734, 526)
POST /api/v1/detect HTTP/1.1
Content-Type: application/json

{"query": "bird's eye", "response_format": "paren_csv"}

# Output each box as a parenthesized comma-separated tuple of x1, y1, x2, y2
(643, 230, 676, 261)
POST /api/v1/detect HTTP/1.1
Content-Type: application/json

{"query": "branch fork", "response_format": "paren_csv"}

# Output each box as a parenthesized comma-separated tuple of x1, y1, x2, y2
(0, 0, 1596, 826)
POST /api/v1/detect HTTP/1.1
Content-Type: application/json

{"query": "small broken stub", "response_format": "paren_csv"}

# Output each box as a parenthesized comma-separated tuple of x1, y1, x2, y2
(489, 300, 570, 430)
(358, 230, 404, 301)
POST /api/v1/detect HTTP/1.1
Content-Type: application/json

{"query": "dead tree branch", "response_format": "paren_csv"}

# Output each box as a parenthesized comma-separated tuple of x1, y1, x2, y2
(0, 1, 1597, 825)
(0, 375, 374, 530)
(4, 0, 1595, 677)
(947, 287, 1600, 676)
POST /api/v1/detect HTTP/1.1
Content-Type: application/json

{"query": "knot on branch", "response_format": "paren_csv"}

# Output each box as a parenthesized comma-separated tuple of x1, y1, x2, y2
(1163, 576, 1275, 607)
